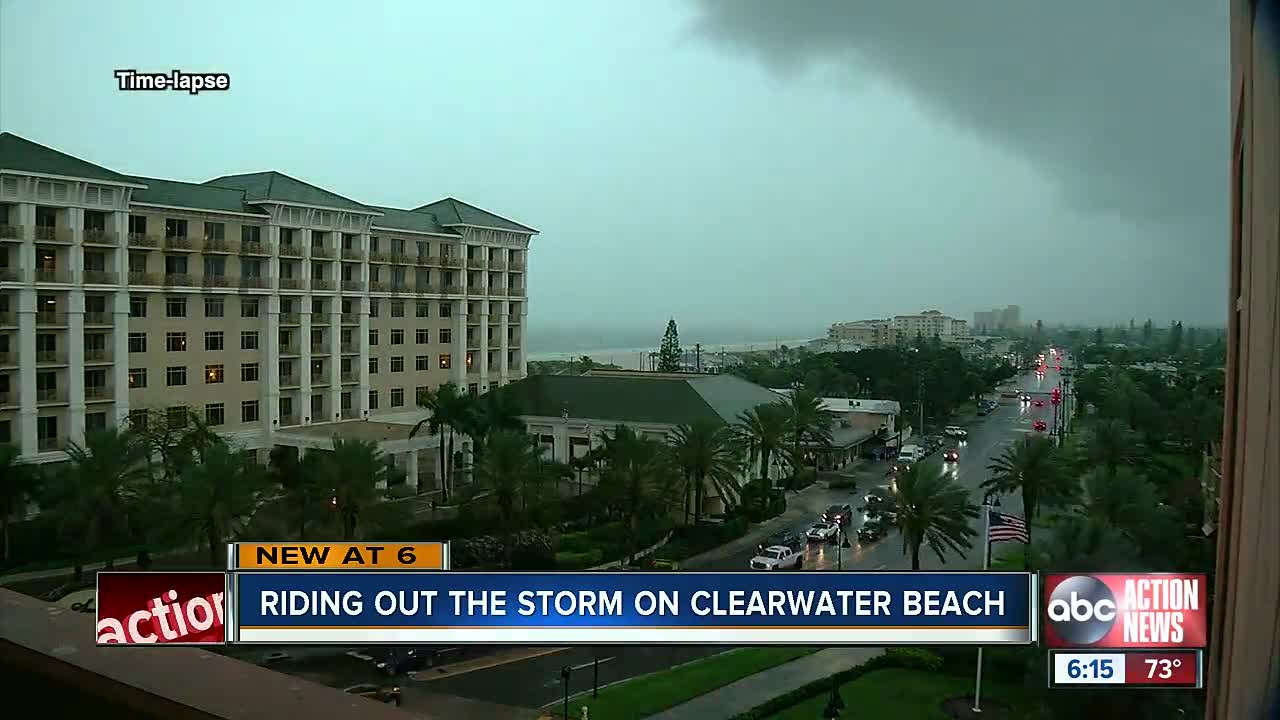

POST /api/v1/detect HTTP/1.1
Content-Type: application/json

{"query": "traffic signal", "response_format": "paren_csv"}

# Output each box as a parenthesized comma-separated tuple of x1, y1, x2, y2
(1051, 387, 1062, 406)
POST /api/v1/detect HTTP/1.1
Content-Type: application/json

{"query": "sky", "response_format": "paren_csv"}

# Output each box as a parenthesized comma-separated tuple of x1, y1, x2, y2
(0, 0, 1228, 352)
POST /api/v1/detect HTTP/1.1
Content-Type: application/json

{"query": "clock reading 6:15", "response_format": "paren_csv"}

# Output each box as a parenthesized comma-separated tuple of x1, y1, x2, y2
(1067, 658, 1114, 679)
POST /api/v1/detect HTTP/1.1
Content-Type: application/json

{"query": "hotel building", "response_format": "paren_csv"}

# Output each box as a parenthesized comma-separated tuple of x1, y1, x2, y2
(0, 133, 536, 474)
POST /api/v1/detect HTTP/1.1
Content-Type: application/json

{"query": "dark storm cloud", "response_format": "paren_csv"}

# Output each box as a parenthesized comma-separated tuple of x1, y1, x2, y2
(690, 1, 1227, 224)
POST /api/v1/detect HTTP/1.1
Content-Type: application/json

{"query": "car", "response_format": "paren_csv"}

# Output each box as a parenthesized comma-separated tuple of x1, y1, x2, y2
(344, 684, 402, 706)
(806, 522, 839, 543)
(823, 504, 855, 526)
(976, 405, 991, 416)
(1033, 420, 1048, 432)
(857, 523, 888, 544)
(750, 545, 804, 570)
(1033, 399, 1045, 407)
(757, 530, 803, 555)
(1020, 394, 1032, 403)
(943, 449, 960, 462)
(944, 425, 967, 438)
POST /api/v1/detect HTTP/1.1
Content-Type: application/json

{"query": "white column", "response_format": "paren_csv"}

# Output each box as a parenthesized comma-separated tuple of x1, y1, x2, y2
(110, 211, 130, 427)
(478, 298, 490, 390)
(67, 289, 86, 446)
(263, 293, 280, 434)
(450, 299, 465, 386)
(358, 231, 371, 417)
(498, 300, 510, 386)
(328, 301, 342, 420)
(518, 302, 528, 379)
(404, 449, 419, 491)
(298, 226, 314, 423)
(17, 287, 37, 456)
(553, 420, 569, 463)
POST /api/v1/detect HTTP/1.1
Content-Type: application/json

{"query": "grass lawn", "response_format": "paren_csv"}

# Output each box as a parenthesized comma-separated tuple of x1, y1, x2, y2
(767, 668, 1034, 720)
(577, 647, 817, 720)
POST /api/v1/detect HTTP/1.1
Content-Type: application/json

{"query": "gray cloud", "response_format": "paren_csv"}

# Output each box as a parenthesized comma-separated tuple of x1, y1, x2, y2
(690, 1, 1228, 226)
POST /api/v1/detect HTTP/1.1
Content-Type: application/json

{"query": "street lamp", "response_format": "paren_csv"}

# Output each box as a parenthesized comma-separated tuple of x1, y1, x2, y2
(822, 676, 845, 718)
(835, 519, 852, 571)
(561, 665, 572, 720)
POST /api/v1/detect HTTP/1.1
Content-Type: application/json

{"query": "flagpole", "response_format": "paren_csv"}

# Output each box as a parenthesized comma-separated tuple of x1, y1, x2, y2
(973, 499, 993, 713)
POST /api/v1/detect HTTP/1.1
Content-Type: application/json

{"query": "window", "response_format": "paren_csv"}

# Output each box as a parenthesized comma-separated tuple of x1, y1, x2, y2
(241, 363, 259, 382)
(166, 366, 187, 386)
(391, 388, 405, 407)
(241, 400, 259, 423)
(489, 381, 499, 391)
(128, 368, 147, 389)
(341, 391, 352, 411)
(368, 329, 379, 346)
(204, 297, 224, 317)
(368, 357, 378, 374)
(240, 298, 259, 317)
(368, 390, 379, 410)
(130, 295, 147, 317)
(166, 332, 187, 352)
(241, 225, 261, 244)
(128, 333, 146, 353)
(241, 331, 258, 350)
(440, 302, 452, 317)
(37, 416, 58, 444)
(391, 329, 404, 345)
(391, 356, 404, 373)
(415, 355, 429, 371)
(416, 328, 430, 344)
(416, 301, 430, 318)
(440, 329, 451, 344)
(165, 255, 189, 275)
(204, 222, 225, 241)
(439, 354, 452, 369)
(468, 383, 479, 396)
(127, 409, 148, 430)
(205, 364, 224, 384)
(204, 331, 224, 351)
(205, 403, 225, 427)
(416, 386, 429, 404)
(391, 301, 405, 317)
(369, 300, 379, 318)
(165, 218, 188, 238)
(165, 296, 186, 317)
(129, 215, 146, 235)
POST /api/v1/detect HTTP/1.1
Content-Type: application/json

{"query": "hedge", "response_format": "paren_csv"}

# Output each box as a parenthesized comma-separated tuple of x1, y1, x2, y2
(826, 478, 857, 490)
(727, 648, 943, 720)
(554, 549, 604, 569)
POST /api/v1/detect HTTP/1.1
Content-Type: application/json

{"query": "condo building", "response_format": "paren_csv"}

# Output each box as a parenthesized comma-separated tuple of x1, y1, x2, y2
(0, 133, 536, 465)
(827, 310, 969, 348)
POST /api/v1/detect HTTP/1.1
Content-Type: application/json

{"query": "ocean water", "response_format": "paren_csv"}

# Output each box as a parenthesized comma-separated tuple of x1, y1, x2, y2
(529, 339, 815, 370)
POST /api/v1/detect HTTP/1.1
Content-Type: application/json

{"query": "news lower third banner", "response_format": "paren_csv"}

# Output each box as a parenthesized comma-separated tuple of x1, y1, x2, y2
(230, 571, 1037, 645)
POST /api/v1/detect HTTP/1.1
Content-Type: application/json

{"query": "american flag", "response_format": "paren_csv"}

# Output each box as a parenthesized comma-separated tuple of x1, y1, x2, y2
(987, 510, 1030, 544)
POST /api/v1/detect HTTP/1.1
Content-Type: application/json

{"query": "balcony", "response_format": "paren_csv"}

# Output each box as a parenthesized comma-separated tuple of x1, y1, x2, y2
(36, 350, 67, 365)
(509, 286, 526, 297)
(389, 282, 411, 295)
(240, 240, 272, 256)
(38, 436, 64, 451)
(84, 348, 113, 363)
(201, 274, 232, 288)
(467, 257, 487, 270)
(415, 283, 436, 294)
(279, 414, 300, 426)
(35, 226, 72, 243)
(310, 343, 330, 354)
(163, 236, 196, 251)
(280, 375, 299, 388)
(279, 277, 303, 290)
(83, 229, 118, 246)
(442, 256, 465, 268)
(83, 311, 111, 326)
(340, 342, 358, 354)
(82, 270, 118, 285)
(0, 267, 21, 282)
(311, 246, 335, 259)
(128, 233, 161, 248)
(202, 238, 235, 254)
(340, 312, 360, 325)
(509, 260, 525, 272)
(414, 255, 438, 266)
(390, 253, 412, 265)
(279, 343, 301, 356)
(0, 351, 14, 366)
(341, 248, 365, 261)
(341, 280, 365, 292)
(34, 268, 71, 283)
(239, 276, 270, 289)
(84, 385, 113, 401)
(488, 258, 507, 271)
(280, 312, 300, 325)
(128, 271, 160, 285)
(312, 314, 331, 326)
(163, 273, 196, 287)
(0, 312, 16, 326)
(311, 373, 329, 386)
(312, 279, 335, 291)
(36, 387, 69, 404)
(0, 224, 24, 240)
(444, 284, 463, 294)
(508, 335, 522, 347)
(0, 390, 16, 407)
(279, 244, 304, 258)
(370, 280, 391, 292)
(488, 286, 507, 296)
(36, 311, 67, 326)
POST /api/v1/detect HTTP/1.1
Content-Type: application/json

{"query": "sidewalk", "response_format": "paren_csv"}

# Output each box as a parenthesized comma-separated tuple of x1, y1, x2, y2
(644, 647, 883, 720)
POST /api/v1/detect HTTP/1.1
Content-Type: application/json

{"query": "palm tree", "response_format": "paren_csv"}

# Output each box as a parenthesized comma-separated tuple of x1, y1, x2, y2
(781, 387, 832, 486)
(473, 429, 542, 566)
(177, 441, 268, 567)
(461, 390, 525, 469)
(322, 438, 394, 540)
(734, 403, 791, 486)
(667, 423, 741, 524)
(0, 443, 39, 562)
(410, 383, 475, 501)
(1026, 513, 1140, 573)
(890, 465, 979, 570)
(1079, 418, 1142, 472)
(269, 446, 329, 541)
(600, 425, 675, 562)
(1080, 466, 1160, 530)
(984, 436, 1072, 531)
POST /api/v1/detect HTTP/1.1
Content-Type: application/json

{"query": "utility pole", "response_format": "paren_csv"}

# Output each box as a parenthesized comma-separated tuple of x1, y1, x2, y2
(695, 343, 702, 373)
(917, 375, 925, 437)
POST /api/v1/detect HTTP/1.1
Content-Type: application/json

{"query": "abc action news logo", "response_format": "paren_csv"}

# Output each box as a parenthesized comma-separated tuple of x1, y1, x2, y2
(1043, 573, 1207, 649)
(97, 572, 226, 645)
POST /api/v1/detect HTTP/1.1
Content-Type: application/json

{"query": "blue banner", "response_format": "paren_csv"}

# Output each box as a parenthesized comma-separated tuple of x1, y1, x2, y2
(231, 572, 1036, 646)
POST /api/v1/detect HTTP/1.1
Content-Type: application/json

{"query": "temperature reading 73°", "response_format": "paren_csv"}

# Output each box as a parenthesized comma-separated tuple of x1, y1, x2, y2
(1146, 658, 1182, 679)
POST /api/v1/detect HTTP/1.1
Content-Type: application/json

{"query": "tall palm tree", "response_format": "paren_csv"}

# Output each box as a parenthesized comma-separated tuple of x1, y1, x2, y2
(667, 423, 741, 524)
(461, 390, 525, 469)
(1080, 466, 1160, 530)
(984, 435, 1072, 532)
(1079, 418, 1142, 472)
(1026, 513, 1140, 573)
(890, 465, 979, 570)
(322, 438, 394, 540)
(782, 388, 832, 485)
(410, 383, 474, 501)
(600, 425, 674, 562)
(734, 403, 791, 486)
(0, 443, 39, 562)
(177, 441, 268, 567)
(269, 446, 329, 541)
(473, 429, 542, 567)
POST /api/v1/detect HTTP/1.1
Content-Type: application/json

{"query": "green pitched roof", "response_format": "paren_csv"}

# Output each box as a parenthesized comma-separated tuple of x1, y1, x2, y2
(130, 176, 266, 215)
(0, 132, 139, 185)
(370, 206, 461, 236)
(204, 171, 376, 213)
(496, 372, 783, 427)
(413, 197, 538, 234)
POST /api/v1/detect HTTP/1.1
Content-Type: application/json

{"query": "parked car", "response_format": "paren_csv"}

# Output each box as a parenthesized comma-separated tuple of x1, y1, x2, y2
(943, 448, 960, 463)
(1033, 399, 1045, 407)
(1033, 420, 1048, 432)
(806, 522, 839, 543)
(757, 530, 803, 555)
(823, 504, 855, 527)
(944, 425, 967, 438)
(750, 545, 804, 570)
(344, 684, 402, 706)
(857, 522, 888, 544)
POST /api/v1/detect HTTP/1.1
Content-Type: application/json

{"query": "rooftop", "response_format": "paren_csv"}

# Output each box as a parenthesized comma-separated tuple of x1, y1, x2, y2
(131, 175, 267, 216)
(769, 390, 902, 416)
(413, 197, 538, 234)
(204, 171, 378, 214)
(0, 132, 142, 186)
(370, 206, 460, 236)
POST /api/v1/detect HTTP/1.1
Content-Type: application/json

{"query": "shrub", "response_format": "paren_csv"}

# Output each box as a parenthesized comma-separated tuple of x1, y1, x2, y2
(510, 530, 555, 570)
(554, 549, 605, 569)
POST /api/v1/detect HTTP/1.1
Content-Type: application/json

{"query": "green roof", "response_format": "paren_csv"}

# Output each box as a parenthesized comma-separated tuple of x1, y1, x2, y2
(130, 176, 266, 215)
(413, 197, 538, 234)
(0, 132, 139, 185)
(370, 206, 461, 236)
(496, 371, 783, 427)
(204, 171, 376, 213)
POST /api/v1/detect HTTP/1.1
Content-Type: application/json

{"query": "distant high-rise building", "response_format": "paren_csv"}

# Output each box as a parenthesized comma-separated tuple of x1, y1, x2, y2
(973, 305, 1021, 332)
(829, 309, 969, 347)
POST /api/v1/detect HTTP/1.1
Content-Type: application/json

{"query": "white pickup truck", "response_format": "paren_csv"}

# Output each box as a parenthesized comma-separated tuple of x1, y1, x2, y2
(750, 545, 804, 570)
